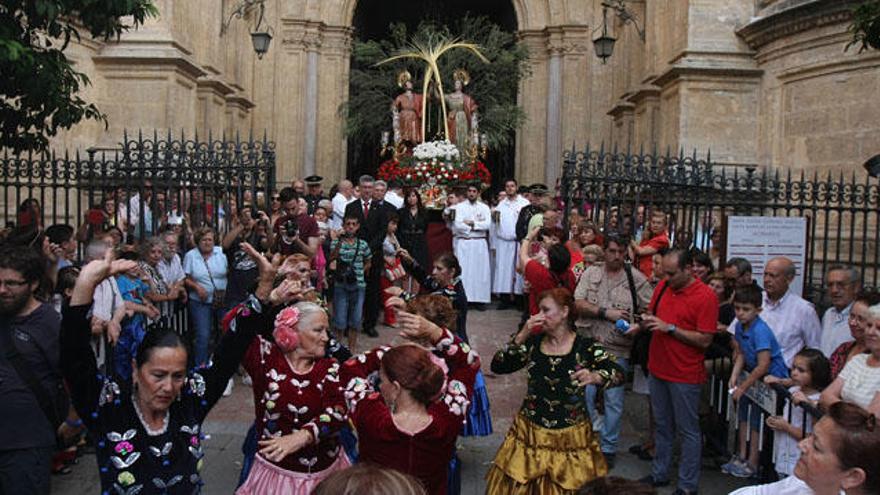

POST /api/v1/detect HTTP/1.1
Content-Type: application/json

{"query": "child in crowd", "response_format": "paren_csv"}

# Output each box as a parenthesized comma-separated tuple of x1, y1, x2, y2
(723, 283, 790, 478)
(381, 212, 405, 326)
(763, 348, 831, 478)
(630, 209, 669, 278)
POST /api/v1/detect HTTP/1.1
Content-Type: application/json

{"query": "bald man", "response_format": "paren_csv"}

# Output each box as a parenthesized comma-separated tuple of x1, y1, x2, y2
(331, 179, 356, 230)
(727, 257, 821, 366)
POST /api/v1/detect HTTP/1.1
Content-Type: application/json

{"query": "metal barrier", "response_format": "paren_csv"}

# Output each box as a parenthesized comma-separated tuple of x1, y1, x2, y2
(707, 359, 824, 482)
(560, 144, 880, 303)
(1, 130, 277, 244)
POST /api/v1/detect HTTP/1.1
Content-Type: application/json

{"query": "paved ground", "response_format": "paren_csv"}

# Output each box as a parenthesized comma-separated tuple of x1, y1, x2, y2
(52, 307, 751, 494)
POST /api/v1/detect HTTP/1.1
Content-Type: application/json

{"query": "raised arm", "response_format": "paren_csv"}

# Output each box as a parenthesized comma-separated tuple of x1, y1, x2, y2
(63, 252, 138, 428)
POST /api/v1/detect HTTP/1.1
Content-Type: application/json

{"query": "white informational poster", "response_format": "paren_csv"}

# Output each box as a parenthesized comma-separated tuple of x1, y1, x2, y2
(725, 216, 808, 296)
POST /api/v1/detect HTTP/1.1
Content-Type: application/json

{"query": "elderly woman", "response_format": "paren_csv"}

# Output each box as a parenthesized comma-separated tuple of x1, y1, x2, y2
(340, 307, 480, 495)
(139, 237, 182, 322)
(183, 226, 229, 366)
(820, 302, 880, 416)
(486, 287, 623, 494)
(61, 243, 273, 494)
(729, 401, 880, 495)
(829, 291, 880, 380)
(235, 299, 349, 494)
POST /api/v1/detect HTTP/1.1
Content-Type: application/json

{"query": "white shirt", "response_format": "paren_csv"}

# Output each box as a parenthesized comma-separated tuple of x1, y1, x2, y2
(384, 190, 404, 209)
(727, 291, 821, 366)
(158, 253, 186, 285)
(838, 354, 880, 410)
(91, 276, 125, 322)
(331, 192, 355, 230)
(495, 195, 529, 241)
(820, 302, 854, 357)
(451, 200, 491, 239)
(728, 475, 813, 495)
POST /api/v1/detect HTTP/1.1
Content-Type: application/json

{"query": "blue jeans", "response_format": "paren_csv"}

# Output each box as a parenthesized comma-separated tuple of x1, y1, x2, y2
(585, 356, 628, 454)
(333, 282, 365, 331)
(188, 300, 226, 367)
(650, 374, 703, 492)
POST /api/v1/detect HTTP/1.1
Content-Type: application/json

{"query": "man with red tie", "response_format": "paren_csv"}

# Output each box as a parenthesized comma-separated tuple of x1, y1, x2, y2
(344, 175, 394, 337)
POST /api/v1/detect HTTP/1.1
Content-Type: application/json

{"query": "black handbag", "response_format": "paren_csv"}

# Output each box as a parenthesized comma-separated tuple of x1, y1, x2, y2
(630, 276, 669, 374)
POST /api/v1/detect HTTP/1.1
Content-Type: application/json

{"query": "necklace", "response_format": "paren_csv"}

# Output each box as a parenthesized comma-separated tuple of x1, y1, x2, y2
(132, 394, 170, 436)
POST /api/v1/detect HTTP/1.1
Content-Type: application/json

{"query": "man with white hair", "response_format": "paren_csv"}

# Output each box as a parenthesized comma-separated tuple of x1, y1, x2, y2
(331, 179, 356, 230)
(820, 264, 861, 357)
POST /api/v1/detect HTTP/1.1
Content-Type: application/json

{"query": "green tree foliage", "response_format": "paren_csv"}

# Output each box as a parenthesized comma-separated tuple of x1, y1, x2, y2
(849, 0, 880, 52)
(0, 0, 158, 152)
(343, 16, 530, 157)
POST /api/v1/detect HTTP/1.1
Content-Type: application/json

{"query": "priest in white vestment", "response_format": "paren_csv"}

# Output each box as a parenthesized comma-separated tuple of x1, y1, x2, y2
(493, 180, 529, 305)
(452, 183, 492, 304)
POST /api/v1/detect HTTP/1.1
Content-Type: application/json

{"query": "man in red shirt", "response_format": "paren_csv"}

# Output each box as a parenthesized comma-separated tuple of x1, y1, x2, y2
(635, 248, 718, 495)
(631, 209, 670, 278)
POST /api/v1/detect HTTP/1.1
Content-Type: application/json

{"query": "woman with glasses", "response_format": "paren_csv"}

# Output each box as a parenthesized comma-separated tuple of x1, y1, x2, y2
(269, 191, 284, 228)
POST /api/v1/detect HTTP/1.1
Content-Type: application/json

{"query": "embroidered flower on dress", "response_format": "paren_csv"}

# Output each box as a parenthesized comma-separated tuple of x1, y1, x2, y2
(188, 374, 206, 397)
(117, 471, 135, 486)
(114, 441, 134, 456)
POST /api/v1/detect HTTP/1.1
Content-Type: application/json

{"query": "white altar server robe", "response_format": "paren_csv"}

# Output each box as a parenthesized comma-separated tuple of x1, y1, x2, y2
(452, 199, 492, 303)
(493, 195, 529, 294)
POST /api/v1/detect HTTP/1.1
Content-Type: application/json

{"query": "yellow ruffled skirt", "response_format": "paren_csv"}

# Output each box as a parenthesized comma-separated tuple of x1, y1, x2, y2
(485, 412, 607, 495)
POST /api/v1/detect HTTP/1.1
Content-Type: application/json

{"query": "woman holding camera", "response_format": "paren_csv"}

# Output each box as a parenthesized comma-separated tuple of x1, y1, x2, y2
(330, 214, 371, 351)
(183, 226, 229, 367)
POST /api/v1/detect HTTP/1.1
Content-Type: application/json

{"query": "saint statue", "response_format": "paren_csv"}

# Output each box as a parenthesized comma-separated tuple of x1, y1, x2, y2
(392, 71, 422, 145)
(444, 69, 478, 153)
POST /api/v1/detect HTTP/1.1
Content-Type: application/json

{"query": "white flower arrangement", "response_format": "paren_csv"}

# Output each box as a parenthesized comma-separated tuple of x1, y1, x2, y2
(412, 140, 460, 161)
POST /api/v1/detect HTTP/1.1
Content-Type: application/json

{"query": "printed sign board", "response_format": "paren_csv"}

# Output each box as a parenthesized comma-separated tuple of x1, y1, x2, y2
(725, 216, 809, 297)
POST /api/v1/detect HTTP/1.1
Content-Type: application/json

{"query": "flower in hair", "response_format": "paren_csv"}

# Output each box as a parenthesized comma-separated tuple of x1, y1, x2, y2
(273, 307, 301, 352)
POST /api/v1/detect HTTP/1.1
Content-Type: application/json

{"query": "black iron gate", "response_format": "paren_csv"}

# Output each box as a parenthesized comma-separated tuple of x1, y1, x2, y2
(1, 130, 276, 240)
(561, 144, 880, 303)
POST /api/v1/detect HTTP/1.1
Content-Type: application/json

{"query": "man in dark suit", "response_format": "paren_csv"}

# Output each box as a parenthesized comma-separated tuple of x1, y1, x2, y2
(344, 175, 394, 337)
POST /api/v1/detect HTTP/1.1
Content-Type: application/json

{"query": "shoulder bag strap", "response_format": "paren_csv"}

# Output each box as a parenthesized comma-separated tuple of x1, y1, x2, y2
(0, 328, 62, 427)
(651, 279, 670, 315)
(199, 252, 216, 291)
(623, 261, 640, 315)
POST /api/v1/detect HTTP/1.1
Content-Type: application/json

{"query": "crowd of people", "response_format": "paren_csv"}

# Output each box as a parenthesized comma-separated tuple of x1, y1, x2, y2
(0, 172, 878, 495)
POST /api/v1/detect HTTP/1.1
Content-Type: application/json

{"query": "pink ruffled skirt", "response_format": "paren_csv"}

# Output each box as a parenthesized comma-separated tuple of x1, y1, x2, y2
(236, 453, 351, 495)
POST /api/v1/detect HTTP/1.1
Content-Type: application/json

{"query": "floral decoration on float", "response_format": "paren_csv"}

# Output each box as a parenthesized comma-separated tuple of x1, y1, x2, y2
(376, 140, 491, 209)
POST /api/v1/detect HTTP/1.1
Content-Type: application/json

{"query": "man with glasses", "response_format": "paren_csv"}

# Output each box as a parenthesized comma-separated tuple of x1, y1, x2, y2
(574, 233, 654, 468)
(820, 265, 862, 357)
(0, 246, 63, 494)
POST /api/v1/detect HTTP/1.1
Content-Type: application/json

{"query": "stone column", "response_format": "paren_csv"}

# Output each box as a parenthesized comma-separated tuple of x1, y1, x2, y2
(302, 28, 322, 177)
(545, 27, 565, 184)
(559, 26, 592, 156)
(515, 30, 549, 185)
(315, 25, 353, 182)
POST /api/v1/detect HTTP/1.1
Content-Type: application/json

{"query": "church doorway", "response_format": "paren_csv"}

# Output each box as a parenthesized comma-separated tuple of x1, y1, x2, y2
(346, 0, 519, 191)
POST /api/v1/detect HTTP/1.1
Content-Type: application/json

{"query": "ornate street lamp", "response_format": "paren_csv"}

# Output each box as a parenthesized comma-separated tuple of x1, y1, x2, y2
(592, 0, 645, 63)
(251, 31, 272, 59)
(221, 0, 273, 59)
(592, 7, 616, 64)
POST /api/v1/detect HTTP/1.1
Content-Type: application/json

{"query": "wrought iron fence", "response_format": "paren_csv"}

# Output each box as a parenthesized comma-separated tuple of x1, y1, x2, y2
(1, 130, 277, 242)
(561, 144, 880, 304)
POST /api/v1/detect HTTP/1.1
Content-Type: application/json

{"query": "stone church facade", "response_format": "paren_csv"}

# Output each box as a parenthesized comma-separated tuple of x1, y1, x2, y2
(51, 0, 880, 184)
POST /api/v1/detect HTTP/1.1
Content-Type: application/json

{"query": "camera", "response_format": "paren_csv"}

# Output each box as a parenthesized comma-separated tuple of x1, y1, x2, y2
(283, 218, 299, 237)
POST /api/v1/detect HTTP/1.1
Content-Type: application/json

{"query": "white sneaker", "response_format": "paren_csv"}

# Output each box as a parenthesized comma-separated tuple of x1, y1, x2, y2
(223, 378, 234, 397)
